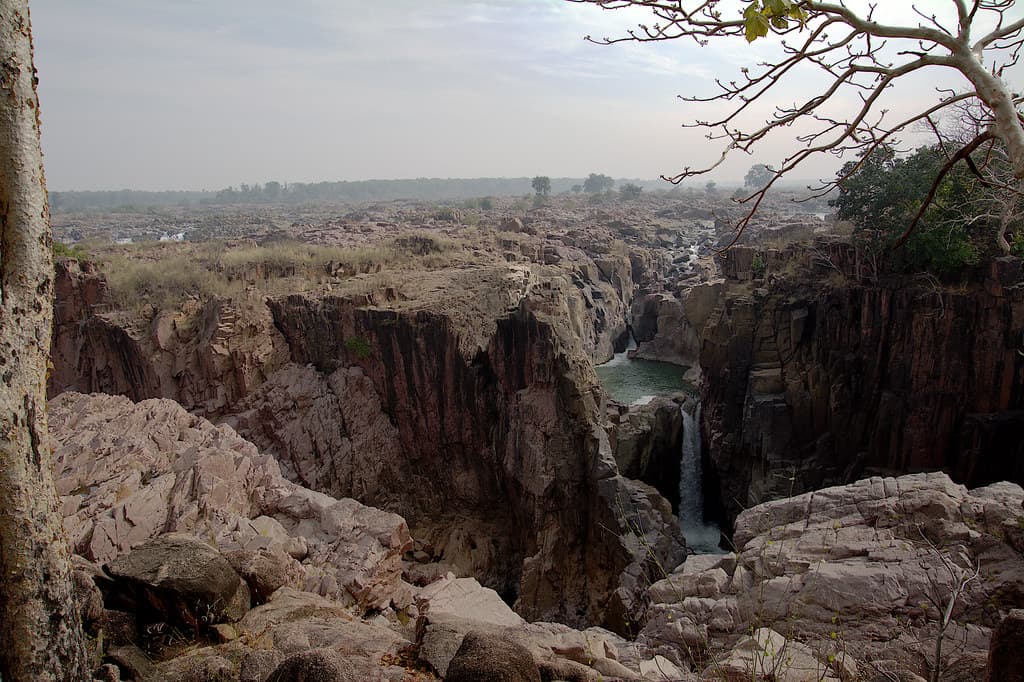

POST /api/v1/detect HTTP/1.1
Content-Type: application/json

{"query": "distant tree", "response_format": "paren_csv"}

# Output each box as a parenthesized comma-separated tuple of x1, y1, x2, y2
(571, 184, 583, 194)
(744, 164, 774, 190)
(705, 180, 718, 196)
(264, 180, 282, 200)
(619, 183, 643, 200)
(583, 173, 615, 193)
(532, 176, 551, 197)
(0, 2, 91, 679)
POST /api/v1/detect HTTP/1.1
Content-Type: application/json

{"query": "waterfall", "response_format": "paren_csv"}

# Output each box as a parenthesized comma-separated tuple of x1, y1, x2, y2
(678, 405, 704, 527)
(678, 404, 722, 554)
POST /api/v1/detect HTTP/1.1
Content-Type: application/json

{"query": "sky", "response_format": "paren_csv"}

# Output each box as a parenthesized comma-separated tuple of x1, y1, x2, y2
(30, 0, 1024, 191)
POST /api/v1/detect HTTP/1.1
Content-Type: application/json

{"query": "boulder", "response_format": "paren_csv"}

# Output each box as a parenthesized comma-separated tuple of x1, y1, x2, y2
(105, 533, 249, 626)
(445, 631, 541, 682)
(987, 609, 1024, 682)
(711, 628, 839, 681)
(416, 576, 524, 630)
(266, 649, 353, 682)
(224, 547, 304, 603)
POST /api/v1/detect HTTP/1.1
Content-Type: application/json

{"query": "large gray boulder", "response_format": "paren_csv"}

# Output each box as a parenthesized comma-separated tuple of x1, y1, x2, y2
(105, 533, 249, 626)
(445, 631, 541, 682)
(265, 649, 352, 682)
(987, 609, 1024, 682)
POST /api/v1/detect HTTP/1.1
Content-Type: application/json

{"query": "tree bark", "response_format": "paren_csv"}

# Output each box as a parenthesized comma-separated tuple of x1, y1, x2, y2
(0, 1, 90, 680)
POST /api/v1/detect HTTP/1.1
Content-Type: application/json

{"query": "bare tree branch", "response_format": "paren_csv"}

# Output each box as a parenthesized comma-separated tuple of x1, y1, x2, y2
(568, 0, 1024, 252)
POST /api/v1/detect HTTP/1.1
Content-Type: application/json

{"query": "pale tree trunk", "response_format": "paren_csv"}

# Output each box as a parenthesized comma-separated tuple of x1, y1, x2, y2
(0, 1, 90, 680)
(958, 49, 1024, 253)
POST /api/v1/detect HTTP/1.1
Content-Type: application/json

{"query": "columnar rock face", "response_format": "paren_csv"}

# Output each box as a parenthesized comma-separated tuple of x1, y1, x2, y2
(239, 289, 685, 630)
(639, 473, 1024, 681)
(697, 244, 1024, 522)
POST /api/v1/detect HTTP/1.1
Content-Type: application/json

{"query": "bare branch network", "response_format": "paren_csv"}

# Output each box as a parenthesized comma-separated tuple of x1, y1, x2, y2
(569, 0, 1024, 250)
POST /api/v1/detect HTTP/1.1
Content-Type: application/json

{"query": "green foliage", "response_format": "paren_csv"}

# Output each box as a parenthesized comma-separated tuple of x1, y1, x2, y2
(830, 144, 1000, 276)
(531, 176, 551, 197)
(742, 0, 809, 42)
(744, 164, 774, 190)
(619, 183, 643, 200)
(1010, 232, 1024, 258)
(344, 336, 372, 359)
(583, 173, 615, 193)
(751, 252, 766, 279)
(53, 241, 87, 262)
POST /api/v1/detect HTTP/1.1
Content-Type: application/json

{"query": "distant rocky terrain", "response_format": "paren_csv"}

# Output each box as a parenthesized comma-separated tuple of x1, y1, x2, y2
(47, 192, 1024, 680)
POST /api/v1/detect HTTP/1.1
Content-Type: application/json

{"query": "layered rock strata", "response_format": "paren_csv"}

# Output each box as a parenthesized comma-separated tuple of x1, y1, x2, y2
(696, 243, 1024, 522)
(232, 285, 684, 630)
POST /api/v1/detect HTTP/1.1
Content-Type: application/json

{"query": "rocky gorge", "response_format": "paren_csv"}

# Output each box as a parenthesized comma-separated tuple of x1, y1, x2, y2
(46, 194, 1024, 680)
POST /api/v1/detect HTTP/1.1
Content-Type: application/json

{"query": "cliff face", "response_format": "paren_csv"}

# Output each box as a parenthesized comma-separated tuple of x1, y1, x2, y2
(229, 290, 684, 630)
(49, 258, 684, 633)
(698, 244, 1024, 523)
(49, 260, 290, 412)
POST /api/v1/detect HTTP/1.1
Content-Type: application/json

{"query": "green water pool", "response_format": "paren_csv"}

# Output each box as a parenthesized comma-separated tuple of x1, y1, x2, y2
(595, 353, 695, 405)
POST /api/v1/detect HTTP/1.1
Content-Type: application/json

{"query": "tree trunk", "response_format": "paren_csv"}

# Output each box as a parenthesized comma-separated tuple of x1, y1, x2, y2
(0, 1, 90, 680)
(958, 48, 1024, 254)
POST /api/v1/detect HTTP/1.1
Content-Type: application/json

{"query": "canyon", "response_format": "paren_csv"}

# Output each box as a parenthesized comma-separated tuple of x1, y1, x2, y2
(47, 192, 1024, 680)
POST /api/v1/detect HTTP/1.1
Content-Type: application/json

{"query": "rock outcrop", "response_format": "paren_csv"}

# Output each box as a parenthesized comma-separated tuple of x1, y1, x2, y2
(49, 259, 290, 414)
(607, 395, 685, 512)
(53, 392, 694, 681)
(49, 250, 685, 632)
(697, 243, 1024, 522)
(639, 472, 1024, 681)
(631, 292, 700, 366)
(51, 392, 412, 611)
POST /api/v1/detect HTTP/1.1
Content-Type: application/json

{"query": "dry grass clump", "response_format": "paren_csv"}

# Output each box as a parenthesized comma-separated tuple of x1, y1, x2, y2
(95, 233, 469, 314)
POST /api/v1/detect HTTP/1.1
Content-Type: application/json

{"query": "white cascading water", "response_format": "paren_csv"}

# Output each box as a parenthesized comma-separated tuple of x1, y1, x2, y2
(678, 404, 723, 554)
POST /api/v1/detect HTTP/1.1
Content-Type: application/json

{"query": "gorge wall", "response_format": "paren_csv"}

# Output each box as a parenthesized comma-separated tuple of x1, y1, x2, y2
(48, 257, 685, 634)
(696, 242, 1024, 523)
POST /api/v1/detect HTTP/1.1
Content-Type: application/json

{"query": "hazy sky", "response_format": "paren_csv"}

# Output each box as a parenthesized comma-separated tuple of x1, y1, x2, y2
(31, 0, 1024, 191)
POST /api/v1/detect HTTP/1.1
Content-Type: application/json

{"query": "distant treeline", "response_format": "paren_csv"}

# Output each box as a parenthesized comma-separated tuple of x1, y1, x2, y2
(49, 177, 658, 212)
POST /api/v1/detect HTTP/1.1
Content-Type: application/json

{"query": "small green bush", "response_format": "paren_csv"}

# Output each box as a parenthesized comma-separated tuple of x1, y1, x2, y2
(54, 241, 87, 261)
(1011, 232, 1024, 258)
(344, 336, 372, 359)
(751, 252, 766, 279)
